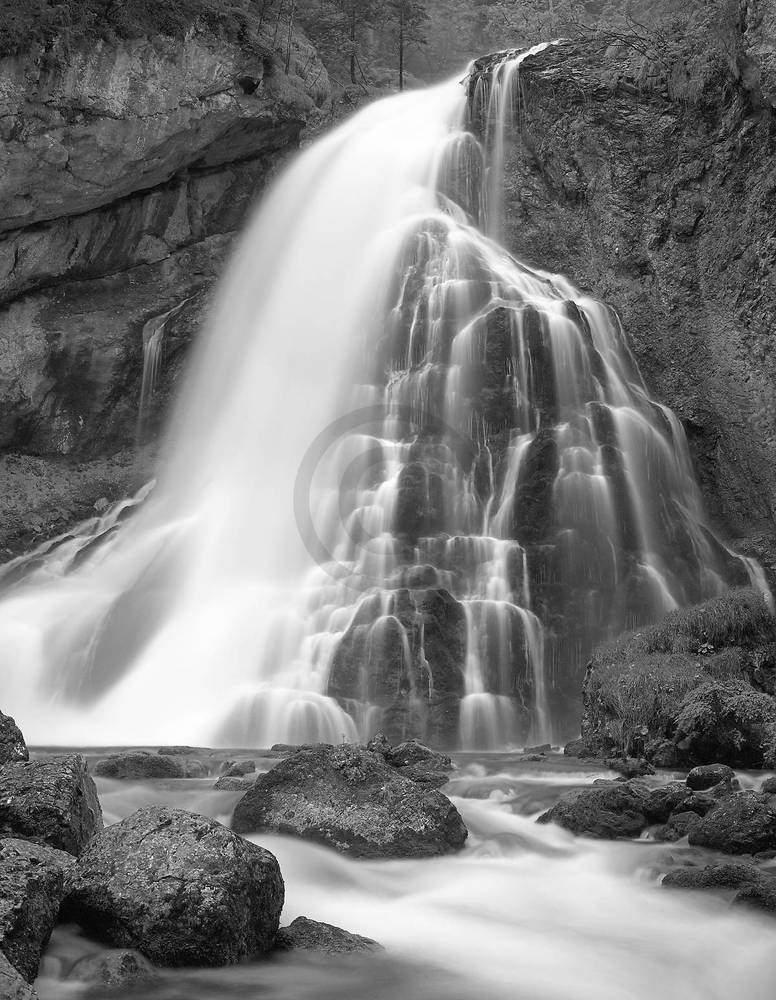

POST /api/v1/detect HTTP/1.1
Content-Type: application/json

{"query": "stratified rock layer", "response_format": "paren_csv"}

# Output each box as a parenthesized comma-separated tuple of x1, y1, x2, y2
(232, 744, 467, 858)
(62, 806, 284, 967)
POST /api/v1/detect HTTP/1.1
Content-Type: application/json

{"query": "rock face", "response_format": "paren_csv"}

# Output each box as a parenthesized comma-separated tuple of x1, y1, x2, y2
(62, 806, 284, 967)
(0, 755, 103, 855)
(232, 744, 467, 858)
(274, 917, 382, 955)
(0, 713, 27, 765)
(0, 838, 72, 982)
(0, 18, 329, 555)
(480, 25, 776, 563)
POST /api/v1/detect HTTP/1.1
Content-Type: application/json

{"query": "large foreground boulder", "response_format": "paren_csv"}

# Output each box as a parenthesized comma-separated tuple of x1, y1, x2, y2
(275, 917, 382, 955)
(62, 807, 284, 967)
(232, 745, 467, 858)
(0, 713, 27, 766)
(537, 782, 648, 839)
(0, 756, 103, 855)
(0, 838, 72, 982)
(688, 791, 776, 854)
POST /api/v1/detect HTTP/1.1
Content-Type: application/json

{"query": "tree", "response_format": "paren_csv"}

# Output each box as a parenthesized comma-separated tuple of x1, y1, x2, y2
(389, 0, 429, 90)
(297, 0, 377, 84)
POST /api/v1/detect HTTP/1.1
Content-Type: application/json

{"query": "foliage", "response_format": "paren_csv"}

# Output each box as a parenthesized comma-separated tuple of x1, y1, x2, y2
(0, 0, 295, 58)
(673, 679, 776, 767)
(297, 0, 378, 85)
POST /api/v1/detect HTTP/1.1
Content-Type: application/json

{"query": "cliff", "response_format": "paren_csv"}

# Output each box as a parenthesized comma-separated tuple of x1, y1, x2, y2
(469, 1, 776, 570)
(0, 14, 329, 554)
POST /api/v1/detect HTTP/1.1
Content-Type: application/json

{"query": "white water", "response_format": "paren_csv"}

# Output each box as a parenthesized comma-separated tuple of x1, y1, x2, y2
(36, 756, 776, 999)
(0, 46, 767, 747)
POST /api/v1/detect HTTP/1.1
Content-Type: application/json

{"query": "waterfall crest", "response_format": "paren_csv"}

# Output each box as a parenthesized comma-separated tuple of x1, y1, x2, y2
(0, 45, 764, 747)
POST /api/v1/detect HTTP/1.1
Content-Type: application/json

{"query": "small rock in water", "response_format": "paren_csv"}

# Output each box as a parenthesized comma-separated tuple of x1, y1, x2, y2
(689, 791, 776, 854)
(0, 756, 103, 855)
(537, 782, 648, 839)
(232, 744, 467, 858)
(67, 949, 159, 988)
(686, 764, 736, 791)
(62, 806, 284, 967)
(761, 776, 776, 794)
(605, 757, 655, 779)
(214, 775, 256, 792)
(643, 782, 688, 824)
(0, 712, 28, 766)
(274, 917, 383, 955)
(663, 862, 761, 891)
(524, 743, 552, 754)
(367, 734, 454, 785)
(157, 746, 210, 756)
(0, 838, 73, 982)
(93, 752, 186, 780)
(222, 760, 256, 777)
(269, 743, 334, 758)
(652, 810, 702, 842)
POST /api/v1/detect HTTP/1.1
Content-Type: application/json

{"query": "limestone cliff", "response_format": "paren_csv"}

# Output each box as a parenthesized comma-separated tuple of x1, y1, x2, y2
(0, 21, 329, 554)
(469, 2, 776, 571)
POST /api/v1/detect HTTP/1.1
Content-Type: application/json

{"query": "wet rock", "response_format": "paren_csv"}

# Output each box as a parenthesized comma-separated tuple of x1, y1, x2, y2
(663, 863, 762, 891)
(537, 782, 648, 839)
(644, 739, 683, 769)
(733, 880, 776, 914)
(274, 917, 383, 955)
(761, 776, 776, 794)
(222, 760, 256, 777)
(67, 949, 159, 988)
(0, 713, 27, 766)
(214, 775, 256, 792)
(652, 811, 703, 842)
(92, 752, 186, 780)
(0, 953, 36, 1000)
(563, 737, 598, 758)
(605, 757, 655, 779)
(0, 755, 103, 855)
(686, 764, 736, 791)
(62, 806, 284, 967)
(269, 743, 334, 758)
(232, 745, 467, 858)
(524, 744, 553, 754)
(643, 782, 689, 824)
(368, 735, 454, 786)
(0, 838, 72, 982)
(689, 792, 776, 854)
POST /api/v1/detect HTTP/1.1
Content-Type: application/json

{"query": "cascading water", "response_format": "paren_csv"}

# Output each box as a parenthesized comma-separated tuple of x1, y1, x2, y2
(0, 44, 766, 748)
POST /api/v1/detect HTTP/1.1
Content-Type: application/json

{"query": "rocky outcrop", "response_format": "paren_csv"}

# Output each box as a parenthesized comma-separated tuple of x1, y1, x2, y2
(0, 755, 103, 855)
(474, 18, 776, 568)
(0, 838, 72, 983)
(0, 19, 329, 555)
(0, 712, 27, 765)
(62, 806, 284, 967)
(275, 917, 382, 955)
(231, 744, 467, 858)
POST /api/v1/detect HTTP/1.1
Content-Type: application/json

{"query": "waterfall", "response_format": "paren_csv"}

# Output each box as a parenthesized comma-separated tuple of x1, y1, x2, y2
(0, 45, 764, 748)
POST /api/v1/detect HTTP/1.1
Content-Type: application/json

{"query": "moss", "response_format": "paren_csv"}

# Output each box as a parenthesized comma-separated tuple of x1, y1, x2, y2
(0, 0, 279, 58)
(582, 589, 776, 760)
(674, 680, 776, 768)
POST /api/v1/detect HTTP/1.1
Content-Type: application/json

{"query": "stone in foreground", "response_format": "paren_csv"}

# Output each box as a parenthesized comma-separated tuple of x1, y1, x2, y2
(685, 764, 736, 791)
(0, 756, 103, 855)
(0, 838, 73, 982)
(275, 917, 383, 955)
(232, 745, 467, 858)
(688, 792, 776, 854)
(62, 806, 283, 967)
(537, 783, 647, 839)
(67, 949, 159, 988)
(0, 713, 28, 766)
(0, 953, 36, 1000)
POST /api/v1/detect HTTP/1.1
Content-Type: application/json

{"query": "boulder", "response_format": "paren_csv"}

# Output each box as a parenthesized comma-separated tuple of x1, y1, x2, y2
(222, 760, 256, 778)
(663, 863, 762, 891)
(232, 745, 467, 858)
(274, 917, 382, 955)
(62, 806, 283, 967)
(0, 953, 36, 1000)
(0, 714, 27, 766)
(642, 782, 689, 824)
(563, 737, 598, 758)
(0, 755, 103, 855)
(644, 739, 683, 769)
(652, 810, 702, 842)
(67, 949, 159, 988)
(367, 734, 453, 786)
(92, 752, 186, 779)
(686, 764, 736, 791)
(537, 782, 648, 839)
(689, 792, 776, 854)
(0, 838, 72, 982)
(762, 776, 776, 794)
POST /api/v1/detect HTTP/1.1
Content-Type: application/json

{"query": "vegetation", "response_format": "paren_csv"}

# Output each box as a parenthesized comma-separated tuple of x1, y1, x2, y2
(582, 589, 776, 760)
(673, 679, 776, 768)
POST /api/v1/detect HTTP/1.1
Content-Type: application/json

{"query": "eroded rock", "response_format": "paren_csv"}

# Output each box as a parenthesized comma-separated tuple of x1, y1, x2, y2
(274, 917, 382, 955)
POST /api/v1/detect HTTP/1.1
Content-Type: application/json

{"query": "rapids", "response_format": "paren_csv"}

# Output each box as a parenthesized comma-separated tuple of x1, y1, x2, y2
(0, 43, 768, 748)
(35, 754, 776, 1000)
